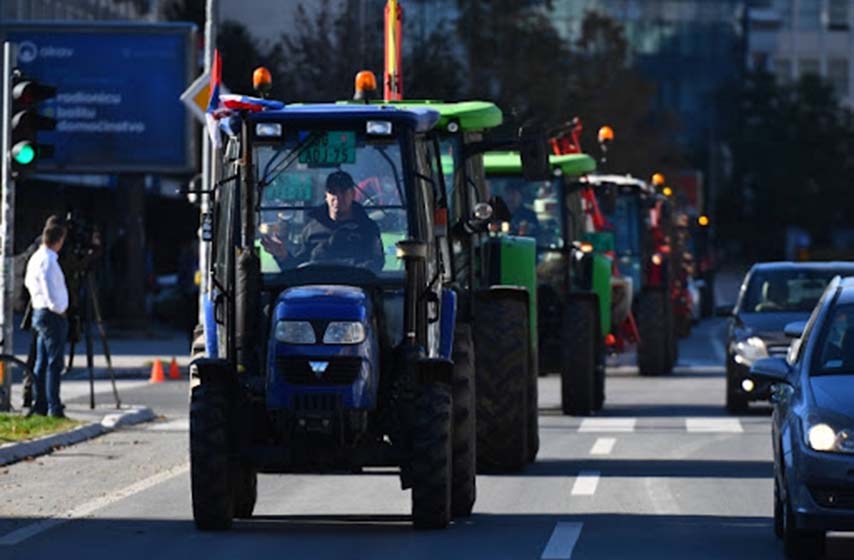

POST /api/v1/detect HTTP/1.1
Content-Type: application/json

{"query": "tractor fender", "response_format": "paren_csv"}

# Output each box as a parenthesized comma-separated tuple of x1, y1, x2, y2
(189, 358, 236, 390)
(202, 291, 218, 359)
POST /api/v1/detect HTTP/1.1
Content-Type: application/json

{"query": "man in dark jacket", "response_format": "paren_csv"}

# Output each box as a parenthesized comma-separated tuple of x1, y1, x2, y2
(261, 171, 385, 272)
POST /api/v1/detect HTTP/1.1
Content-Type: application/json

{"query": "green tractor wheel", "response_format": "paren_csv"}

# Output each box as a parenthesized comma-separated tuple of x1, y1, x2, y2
(561, 298, 597, 416)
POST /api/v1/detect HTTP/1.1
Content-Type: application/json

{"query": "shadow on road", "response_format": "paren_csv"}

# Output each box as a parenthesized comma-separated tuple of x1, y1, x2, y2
(10, 513, 853, 560)
(539, 403, 771, 418)
(500, 458, 773, 479)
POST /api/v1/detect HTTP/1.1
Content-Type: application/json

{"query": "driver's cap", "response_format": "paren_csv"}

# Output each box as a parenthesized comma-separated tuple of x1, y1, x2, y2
(326, 171, 356, 193)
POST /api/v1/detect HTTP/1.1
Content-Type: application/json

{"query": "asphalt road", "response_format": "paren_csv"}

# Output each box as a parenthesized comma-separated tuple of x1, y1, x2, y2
(2, 316, 853, 559)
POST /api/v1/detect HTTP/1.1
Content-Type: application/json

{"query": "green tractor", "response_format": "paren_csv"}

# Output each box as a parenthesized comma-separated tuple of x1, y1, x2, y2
(483, 151, 612, 416)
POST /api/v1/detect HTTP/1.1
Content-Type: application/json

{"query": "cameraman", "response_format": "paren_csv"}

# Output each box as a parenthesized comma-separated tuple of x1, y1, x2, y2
(24, 220, 69, 417)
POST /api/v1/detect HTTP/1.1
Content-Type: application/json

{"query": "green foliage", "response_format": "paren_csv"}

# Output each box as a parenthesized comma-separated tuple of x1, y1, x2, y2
(718, 70, 854, 258)
(0, 414, 81, 443)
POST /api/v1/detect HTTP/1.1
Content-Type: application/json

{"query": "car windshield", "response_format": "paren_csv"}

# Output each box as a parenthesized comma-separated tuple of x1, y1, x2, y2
(814, 304, 854, 375)
(741, 269, 844, 313)
(254, 128, 408, 277)
(486, 175, 564, 251)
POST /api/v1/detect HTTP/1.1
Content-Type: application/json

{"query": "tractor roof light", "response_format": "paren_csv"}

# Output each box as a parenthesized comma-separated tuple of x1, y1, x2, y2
(253, 66, 272, 96)
(354, 70, 378, 101)
(662, 186, 673, 197)
(651, 173, 665, 187)
(698, 215, 710, 227)
(598, 125, 614, 144)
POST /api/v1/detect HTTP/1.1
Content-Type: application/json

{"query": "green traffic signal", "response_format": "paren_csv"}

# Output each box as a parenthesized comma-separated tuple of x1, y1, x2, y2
(11, 141, 35, 165)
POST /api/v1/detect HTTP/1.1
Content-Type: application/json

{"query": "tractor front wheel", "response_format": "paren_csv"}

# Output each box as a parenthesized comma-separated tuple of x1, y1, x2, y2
(190, 383, 234, 531)
(410, 382, 453, 530)
(451, 322, 476, 517)
(561, 298, 597, 416)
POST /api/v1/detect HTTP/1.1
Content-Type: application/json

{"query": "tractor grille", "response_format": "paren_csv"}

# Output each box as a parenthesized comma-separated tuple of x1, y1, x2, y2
(291, 393, 340, 414)
(809, 486, 854, 509)
(277, 356, 362, 385)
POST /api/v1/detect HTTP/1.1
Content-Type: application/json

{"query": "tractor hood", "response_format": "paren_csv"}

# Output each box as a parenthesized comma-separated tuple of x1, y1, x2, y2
(274, 285, 367, 322)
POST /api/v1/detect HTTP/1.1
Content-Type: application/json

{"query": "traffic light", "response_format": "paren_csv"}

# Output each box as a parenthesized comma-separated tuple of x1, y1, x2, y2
(9, 70, 56, 173)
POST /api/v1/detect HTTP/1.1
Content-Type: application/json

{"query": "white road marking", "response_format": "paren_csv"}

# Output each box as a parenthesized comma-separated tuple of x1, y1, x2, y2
(589, 437, 616, 455)
(685, 418, 743, 433)
(0, 462, 189, 546)
(146, 417, 189, 431)
(541, 522, 584, 559)
(579, 418, 636, 432)
(571, 471, 600, 496)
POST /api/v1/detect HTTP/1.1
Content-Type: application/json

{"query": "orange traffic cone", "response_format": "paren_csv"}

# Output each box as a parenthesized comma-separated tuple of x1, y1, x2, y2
(149, 359, 165, 384)
(168, 357, 181, 380)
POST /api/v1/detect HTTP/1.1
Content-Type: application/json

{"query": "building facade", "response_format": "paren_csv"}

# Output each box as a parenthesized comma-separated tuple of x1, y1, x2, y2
(748, 0, 854, 106)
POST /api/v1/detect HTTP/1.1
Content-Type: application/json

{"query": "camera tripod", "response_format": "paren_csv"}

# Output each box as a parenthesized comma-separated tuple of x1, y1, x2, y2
(23, 270, 121, 410)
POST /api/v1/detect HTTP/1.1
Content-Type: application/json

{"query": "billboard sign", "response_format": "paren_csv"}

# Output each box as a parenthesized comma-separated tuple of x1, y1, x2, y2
(0, 23, 196, 174)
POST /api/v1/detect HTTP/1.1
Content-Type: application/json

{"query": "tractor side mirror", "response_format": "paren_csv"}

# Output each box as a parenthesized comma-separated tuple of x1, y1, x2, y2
(489, 195, 512, 223)
(518, 126, 551, 182)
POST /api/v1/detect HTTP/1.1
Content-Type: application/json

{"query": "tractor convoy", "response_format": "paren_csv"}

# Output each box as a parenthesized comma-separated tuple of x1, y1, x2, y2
(186, 0, 709, 533)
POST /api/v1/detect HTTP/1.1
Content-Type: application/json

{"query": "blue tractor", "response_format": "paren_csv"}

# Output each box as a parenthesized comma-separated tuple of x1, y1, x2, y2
(190, 103, 475, 530)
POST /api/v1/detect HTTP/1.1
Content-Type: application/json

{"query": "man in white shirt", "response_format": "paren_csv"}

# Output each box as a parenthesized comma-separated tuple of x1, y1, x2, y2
(24, 221, 69, 417)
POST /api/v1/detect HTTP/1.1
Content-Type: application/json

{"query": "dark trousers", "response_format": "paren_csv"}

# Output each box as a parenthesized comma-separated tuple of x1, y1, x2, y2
(31, 308, 68, 415)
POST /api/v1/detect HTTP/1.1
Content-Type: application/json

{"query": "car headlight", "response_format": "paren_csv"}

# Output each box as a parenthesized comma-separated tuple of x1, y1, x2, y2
(803, 419, 854, 453)
(733, 336, 767, 366)
(275, 321, 316, 344)
(323, 321, 366, 344)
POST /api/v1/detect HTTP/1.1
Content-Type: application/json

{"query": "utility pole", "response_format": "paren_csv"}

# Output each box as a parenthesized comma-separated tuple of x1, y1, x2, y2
(199, 0, 218, 330)
(0, 43, 15, 411)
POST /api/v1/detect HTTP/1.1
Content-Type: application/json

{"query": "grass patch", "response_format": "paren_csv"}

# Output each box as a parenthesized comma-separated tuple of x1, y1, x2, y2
(0, 414, 82, 443)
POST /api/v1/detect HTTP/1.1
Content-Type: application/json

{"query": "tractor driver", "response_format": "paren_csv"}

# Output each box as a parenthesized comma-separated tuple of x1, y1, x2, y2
(261, 170, 385, 273)
(504, 182, 541, 239)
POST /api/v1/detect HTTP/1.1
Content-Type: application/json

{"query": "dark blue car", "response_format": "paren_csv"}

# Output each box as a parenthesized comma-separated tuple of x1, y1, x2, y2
(749, 276, 854, 558)
(726, 262, 854, 412)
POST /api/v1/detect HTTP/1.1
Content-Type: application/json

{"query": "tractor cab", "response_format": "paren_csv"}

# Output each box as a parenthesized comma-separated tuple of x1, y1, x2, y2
(483, 151, 612, 416)
(192, 102, 465, 531)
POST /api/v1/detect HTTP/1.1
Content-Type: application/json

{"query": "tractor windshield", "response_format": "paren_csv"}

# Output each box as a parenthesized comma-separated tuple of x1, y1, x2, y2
(254, 129, 408, 277)
(486, 176, 564, 253)
(604, 191, 642, 257)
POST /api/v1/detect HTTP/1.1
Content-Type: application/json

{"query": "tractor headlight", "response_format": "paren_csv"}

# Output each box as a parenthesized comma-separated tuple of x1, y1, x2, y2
(323, 321, 366, 345)
(733, 336, 767, 366)
(275, 321, 316, 344)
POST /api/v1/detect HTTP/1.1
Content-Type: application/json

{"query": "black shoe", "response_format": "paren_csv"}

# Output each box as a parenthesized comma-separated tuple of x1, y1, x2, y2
(48, 411, 66, 419)
(25, 409, 46, 418)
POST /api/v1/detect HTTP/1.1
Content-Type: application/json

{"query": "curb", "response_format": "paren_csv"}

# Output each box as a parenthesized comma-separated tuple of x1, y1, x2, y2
(0, 405, 156, 467)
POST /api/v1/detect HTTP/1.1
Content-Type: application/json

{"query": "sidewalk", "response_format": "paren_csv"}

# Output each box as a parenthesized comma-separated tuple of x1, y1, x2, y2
(10, 318, 191, 380)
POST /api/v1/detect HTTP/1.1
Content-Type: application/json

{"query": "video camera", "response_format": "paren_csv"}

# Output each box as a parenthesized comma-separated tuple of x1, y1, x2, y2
(62, 212, 103, 274)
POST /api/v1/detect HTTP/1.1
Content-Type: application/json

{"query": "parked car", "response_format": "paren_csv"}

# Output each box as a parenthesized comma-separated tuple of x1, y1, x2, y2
(748, 275, 854, 558)
(725, 262, 854, 412)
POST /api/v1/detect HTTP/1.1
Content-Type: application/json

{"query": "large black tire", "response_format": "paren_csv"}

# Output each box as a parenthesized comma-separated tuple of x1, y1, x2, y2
(410, 382, 453, 530)
(451, 322, 476, 517)
(594, 346, 606, 412)
(190, 384, 234, 530)
(783, 495, 825, 558)
(473, 293, 529, 473)
(726, 362, 749, 414)
(561, 298, 597, 416)
(637, 290, 674, 376)
(191, 324, 206, 361)
(232, 464, 257, 519)
(527, 345, 540, 463)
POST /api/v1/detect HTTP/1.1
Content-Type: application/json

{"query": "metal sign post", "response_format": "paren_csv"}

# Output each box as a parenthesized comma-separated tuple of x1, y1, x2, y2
(0, 42, 16, 412)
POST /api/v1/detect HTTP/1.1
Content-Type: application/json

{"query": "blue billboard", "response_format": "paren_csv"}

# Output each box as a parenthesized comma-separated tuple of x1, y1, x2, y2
(0, 23, 196, 173)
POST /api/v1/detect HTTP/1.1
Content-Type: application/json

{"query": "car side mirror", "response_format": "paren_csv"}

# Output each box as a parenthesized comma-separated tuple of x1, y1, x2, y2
(784, 320, 806, 339)
(748, 356, 792, 387)
(715, 305, 734, 317)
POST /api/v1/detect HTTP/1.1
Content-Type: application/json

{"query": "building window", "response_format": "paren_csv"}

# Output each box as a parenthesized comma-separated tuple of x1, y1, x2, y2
(797, 0, 822, 29)
(828, 0, 850, 29)
(775, 57, 792, 82)
(799, 58, 820, 77)
(829, 58, 849, 97)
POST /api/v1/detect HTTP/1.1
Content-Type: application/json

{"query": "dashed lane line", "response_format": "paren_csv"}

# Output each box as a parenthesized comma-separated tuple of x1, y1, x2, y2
(570, 471, 601, 496)
(589, 437, 616, 455)
(541, 522, 584, 560)
(685, 418, 743, 433)
(0, 462, 189, 546)
(578, 418, 636, 433)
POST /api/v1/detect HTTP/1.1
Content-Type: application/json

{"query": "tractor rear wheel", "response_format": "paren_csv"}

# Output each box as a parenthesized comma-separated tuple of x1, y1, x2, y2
(411, 382, 453, 530)
(473, 293, 529, 473)
(561, 298, 597, 416)
(451, 322, 476, 517)
(527, 346, 540, 463)
(232, 464, 257, 519)
(637, 290, 674, 376)
(190, 383, 234, 530)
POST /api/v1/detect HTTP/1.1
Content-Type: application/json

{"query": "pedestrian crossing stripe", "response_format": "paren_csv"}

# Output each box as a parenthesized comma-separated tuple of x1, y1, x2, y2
(576, 417, 747, 433)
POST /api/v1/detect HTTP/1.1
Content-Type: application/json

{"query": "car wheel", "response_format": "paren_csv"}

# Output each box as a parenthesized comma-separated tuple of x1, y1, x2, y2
(783, 494, 825, 559)
(773, 477, 784, 539)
